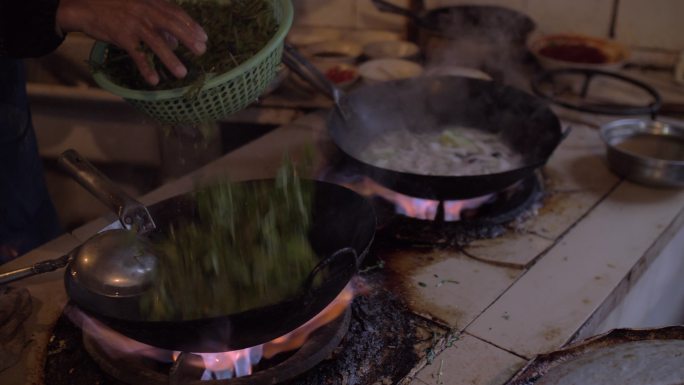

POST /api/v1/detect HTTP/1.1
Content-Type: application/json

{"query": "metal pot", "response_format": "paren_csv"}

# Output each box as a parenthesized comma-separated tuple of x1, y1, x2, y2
(600, 119, 684, 187)
(370, 0, 535, 80)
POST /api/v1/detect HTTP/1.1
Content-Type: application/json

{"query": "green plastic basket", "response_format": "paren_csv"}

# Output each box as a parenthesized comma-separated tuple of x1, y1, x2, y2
(89, 0, 293, 125)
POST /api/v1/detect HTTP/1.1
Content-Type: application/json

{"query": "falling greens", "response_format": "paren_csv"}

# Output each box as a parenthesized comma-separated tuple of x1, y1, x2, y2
(140, 160, 319, 321)
(96, 0, 278, 91)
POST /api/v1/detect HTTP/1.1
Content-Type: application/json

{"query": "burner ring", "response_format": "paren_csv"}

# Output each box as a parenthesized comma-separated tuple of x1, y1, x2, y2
(531, 68, 662, 117)
(83, 309, 352, 385)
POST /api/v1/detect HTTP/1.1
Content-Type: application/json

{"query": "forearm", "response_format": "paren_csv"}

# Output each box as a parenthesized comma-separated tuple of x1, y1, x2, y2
(0, 0, 65, 58)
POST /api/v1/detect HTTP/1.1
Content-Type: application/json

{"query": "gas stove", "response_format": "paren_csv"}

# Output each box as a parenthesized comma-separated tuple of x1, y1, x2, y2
(42, 274, 446, 385)
(319, 147, 546, 246)
(1, 67, 683, 385)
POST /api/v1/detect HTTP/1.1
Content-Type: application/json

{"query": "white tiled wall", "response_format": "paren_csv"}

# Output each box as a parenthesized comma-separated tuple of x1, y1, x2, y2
(523, 0, 614, 37)
(293, 0, 359, 29)
(292, 0, 684, 51)
(615, 0, 684, 50)
(427, 0, 614, 37)
(292, 0, 410, 31)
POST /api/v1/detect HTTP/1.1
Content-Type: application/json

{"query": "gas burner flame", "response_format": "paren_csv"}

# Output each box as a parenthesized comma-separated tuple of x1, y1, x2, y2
(341, 177, 495, 221)
(173, 347, 264, 380)
(69, 280, 360, 381)
(176, 281, 357, 380)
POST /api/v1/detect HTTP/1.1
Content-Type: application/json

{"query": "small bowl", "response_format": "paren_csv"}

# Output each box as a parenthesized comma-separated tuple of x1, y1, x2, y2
(600, 119, 684, 187)
(302, 40, 363, 64)
(530, 33, 629, 71)
(318, 62, 359, 89)
(363, 40, 421, 60)
(358, 59, 424, 84)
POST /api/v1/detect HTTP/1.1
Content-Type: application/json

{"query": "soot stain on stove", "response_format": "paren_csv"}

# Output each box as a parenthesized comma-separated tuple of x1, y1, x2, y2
(285, 273, 442, 385)
(373, 248, 467, 329)
(44, 273, 447, 385)
(45, 316, 121, 385)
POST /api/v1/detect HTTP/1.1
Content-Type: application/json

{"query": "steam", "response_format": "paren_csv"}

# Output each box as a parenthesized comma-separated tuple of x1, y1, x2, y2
(422, 6, 535, 90)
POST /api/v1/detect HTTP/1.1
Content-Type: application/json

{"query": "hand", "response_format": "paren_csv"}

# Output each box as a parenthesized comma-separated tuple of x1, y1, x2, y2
(56, 0, 208, 86)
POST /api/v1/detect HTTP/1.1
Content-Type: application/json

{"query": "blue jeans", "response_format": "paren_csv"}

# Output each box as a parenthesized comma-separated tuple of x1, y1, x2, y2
(0, 58, 62, 263)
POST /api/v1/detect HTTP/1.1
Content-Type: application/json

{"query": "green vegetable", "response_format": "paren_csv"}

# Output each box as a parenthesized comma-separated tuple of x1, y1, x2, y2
(95, 0, 278, 92)
(438, 129, 477, 150)
(140, 159, 319, 321)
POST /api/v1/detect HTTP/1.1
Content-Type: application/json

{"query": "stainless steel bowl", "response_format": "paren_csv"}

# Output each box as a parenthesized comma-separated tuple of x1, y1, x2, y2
(600, 119, 684, 187)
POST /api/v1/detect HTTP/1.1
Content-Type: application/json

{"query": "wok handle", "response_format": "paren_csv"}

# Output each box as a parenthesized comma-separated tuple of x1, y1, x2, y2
(0, 254, 70, 285)
(58, 149, 156, 234)
(282, 44, 344, 103)
(282, 44, 354, 121)
(304, 247, 359, 290)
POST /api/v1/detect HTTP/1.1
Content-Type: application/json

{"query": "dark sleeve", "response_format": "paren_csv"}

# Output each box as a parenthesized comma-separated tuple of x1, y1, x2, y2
(0, 0, 66, 58)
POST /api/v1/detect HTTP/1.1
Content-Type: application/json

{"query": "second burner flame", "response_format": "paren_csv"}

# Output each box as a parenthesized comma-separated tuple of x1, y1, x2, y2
(343, 177, 495, 221)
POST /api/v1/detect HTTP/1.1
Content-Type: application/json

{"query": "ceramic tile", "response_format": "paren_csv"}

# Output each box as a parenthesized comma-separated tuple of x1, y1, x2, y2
(292, 0, 358, 29)
(519, 123, 622, 242)
(616, 0, 684, 50)
(524, 0, 613, 37)
(416, 333, 526, 385)
(463, 231, 554, 268)
(384, 249, 521, 329)
(543, 150, 619, 194)
(522, 189, 613, 241)
(467, 182, 684, 358)
(543, 123, 620, 193)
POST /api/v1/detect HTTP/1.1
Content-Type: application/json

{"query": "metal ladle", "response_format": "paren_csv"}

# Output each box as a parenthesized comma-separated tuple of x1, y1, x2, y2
(0, 229, 157, 297)
(281, 44, 355, 121)
(0, 150, 159, 297)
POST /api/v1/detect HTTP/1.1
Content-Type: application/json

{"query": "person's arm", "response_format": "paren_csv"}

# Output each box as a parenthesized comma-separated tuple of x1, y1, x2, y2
(0, 0, 65, 58)
(0, 0, 208, 86)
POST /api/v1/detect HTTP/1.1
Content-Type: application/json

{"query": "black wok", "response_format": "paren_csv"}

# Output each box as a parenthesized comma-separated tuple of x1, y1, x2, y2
(58, 152, 376, 352)
(283, 46, 564, 200)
